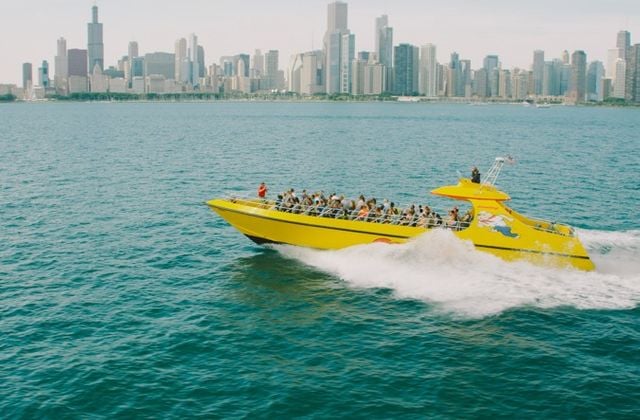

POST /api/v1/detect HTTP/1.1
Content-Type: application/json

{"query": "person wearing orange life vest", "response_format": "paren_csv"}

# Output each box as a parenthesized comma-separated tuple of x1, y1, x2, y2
(258, 182, 268, 198)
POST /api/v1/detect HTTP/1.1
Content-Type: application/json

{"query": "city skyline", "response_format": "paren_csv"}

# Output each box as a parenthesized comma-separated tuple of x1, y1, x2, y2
(2, 0, 639, 84)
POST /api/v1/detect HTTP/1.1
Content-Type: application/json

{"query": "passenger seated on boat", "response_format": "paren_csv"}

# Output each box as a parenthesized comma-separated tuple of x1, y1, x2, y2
(355, 204, 369, 221)
(446, 208, 460, 229)
(356, 195, 366, 211)
(368, 205, 383, 222)
(399, 206, 415, 226)
(459, 209, 473, 228)
(273, 194, 284, 211)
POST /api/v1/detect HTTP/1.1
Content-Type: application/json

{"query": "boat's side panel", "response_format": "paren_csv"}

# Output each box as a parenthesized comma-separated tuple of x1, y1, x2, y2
(208, 199, 422, 249)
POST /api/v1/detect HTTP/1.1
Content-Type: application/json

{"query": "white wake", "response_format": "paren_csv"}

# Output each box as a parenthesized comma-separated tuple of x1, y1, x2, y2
(275, 229, 640, 318)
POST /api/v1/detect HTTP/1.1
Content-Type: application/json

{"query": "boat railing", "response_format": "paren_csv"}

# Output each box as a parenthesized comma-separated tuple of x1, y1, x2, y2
(225, 195, 471, 231)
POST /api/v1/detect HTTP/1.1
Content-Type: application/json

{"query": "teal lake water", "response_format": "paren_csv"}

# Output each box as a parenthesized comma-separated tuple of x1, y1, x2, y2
(1, 102, 639, 418)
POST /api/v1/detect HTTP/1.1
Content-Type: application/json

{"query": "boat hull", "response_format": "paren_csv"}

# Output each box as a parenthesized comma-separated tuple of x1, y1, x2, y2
(207, 198, 595, 271)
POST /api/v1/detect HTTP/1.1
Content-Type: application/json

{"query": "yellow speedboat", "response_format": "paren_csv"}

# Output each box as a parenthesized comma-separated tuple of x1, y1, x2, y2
(207, 158, 595, 271)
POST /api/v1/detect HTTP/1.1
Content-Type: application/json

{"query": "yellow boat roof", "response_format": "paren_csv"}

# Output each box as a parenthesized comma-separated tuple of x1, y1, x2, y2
(431, 178, 511, 201)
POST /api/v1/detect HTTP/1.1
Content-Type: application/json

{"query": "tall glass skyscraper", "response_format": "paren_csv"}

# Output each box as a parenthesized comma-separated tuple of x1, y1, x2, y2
(568, 50, 587, 104)
(324, 1, 352, 94)
(626, 44, 640, 103)
(87, 6, 104, 73)
(375, 15, 393, 92)
(393, 44, 418, 95)
(617, 31, 631, 59)
(533, 50, 545, 95)
(419, 44, 437, 97)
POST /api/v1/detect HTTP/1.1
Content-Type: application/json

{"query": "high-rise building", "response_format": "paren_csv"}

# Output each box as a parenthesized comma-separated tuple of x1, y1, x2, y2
(363, 61, 385, 95)
(235, 54, 250, 77)
(144, 52, 175, 79)
(542, 60, 562, 96)
(351, 58, 366, 95)
(38, 61, 50, 88)
(128, 41, 139, 87)
(460, 59, 472, 97)
(131, 57, 145, 78)
(340, 33, 355, 93)
(393, 44, 418, 95)
(499, 69, 511, 98)
(586, 61, 604, 101)
(264, 50, 280, 90)
(474, 68, 488, 98)
(483, 55, 499, 97)
(419, 44, 437, 97)
(375, 15, 393, 92)
(626, 44, 640, 103)
(197, 46, 206, 78)
(22, 63, 32, 90)
(289, 50, 324, 95)
(562, 50, 570, 65)
(607, 48, 623, 80)
(327, 1, 348, 32)
(175, 39, 186, 83)
(189, 34, 199, 88)
(533, 50, 544, 95)
(87, 5, 104, 72)
(447, 52, 463, 97)
(617, 30, 631, 59)
(252, 49, 265, 77)
(54, 38, 68, 93)
(567, 50, 587, 104)
(324, 1, 351, 94)
(68, 49, 88, 77)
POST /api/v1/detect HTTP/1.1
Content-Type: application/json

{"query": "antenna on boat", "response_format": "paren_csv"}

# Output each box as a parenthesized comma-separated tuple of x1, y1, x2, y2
(482, 156, 515, 186)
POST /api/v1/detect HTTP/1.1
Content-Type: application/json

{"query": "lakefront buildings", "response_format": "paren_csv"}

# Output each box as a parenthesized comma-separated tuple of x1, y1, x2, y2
(3, 2, 639, 104)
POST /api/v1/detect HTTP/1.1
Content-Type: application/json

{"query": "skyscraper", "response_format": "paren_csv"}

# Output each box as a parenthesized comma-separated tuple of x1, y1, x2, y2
(567, 50, 587, 104)
(68, 49, 88, 77)
(617, 30, 631, 58)
(327, 1, 348, 32)
(265, 50, 279, 90)
(533, 50, 544, 95)
(87, 5, 104, 73)
(54, 38, 68, 93)
(144, 52, 176, 79)
(419, 44, 437, 97)
(68, 49, 88, 93)
(38, 61, 50, 88)
(174, 39, 187, 83)
(189, 34, 199, 88)
(375, 15, 393, 92)
(625, 44, 640, 103)
(324, 1, 352, 94)
(22, 63, 32, 90)
(483, 55, 499, 97)
(128, 41, 139, 87)
(393, 44, 418, 95)
(586, 61, 604, 101)
(447, 52, 462, 97)
(252, 49, 265, 77)
(340, 33, 355, 93)
(197, 46, 206, 78)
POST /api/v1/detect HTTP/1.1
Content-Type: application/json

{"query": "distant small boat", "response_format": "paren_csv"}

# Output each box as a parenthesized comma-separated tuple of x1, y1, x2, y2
(536, 103, 551, 108)
(397, 96, 421, 103)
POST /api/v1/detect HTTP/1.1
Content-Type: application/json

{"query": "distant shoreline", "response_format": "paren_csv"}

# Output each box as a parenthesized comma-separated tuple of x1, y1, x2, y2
(2, 93, 638, 108)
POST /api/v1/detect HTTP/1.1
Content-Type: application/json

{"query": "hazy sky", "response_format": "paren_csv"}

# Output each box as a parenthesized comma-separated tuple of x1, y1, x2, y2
(1, 0, 638, 84)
